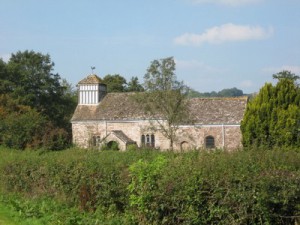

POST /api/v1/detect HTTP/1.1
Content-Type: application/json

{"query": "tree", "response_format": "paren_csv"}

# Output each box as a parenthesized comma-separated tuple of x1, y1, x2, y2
(139, 57, 191, 150)
(103, 74, 127, 92)
(127, 76, 144, 92)
(6, 50, 77, 128)
(273, 70, 299, 81)
(188, 87, 244, 98)
(0, 50, 77, 150)
(218, 87, 243, 97)
(0, 59, 13, 94)
(0, 95, 46, 149)
(241, 71, 300, 148)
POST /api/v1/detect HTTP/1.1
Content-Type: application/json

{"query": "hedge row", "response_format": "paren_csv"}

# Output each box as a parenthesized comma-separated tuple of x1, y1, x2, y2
(0, 147, 299, 224)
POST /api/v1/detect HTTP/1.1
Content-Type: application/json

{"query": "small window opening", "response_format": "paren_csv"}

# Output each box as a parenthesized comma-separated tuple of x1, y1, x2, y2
(151, 134, 155, 147)
(205, 136, 215, 149)
(92, 135, 101, 147)
(141, 135, 145, 146)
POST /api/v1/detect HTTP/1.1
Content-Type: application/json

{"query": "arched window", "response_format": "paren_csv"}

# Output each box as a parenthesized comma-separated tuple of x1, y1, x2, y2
(141, 135, 145, 146)
(205, 136, 215, 149)
(92, 135, 101, 147)
(180, 141, 190, 151)
(141, 134, 155, 148)
(151, 134, 155, 147)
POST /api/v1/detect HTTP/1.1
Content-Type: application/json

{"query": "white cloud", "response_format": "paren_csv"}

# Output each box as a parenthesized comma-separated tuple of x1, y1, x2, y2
(174, 23, 274, 46)
(262, 65, 300, 75)
(189, 0, 263, 6)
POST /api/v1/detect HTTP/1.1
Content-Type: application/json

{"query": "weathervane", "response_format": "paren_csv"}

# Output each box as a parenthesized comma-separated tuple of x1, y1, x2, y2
(91, 66, 96, 74)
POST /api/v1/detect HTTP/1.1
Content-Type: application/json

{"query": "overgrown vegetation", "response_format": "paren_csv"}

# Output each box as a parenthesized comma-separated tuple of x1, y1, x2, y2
(0, 147, 299, 224)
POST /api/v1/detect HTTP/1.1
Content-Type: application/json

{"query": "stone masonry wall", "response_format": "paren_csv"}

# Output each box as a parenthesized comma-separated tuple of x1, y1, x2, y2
(72, 120, 242, 151)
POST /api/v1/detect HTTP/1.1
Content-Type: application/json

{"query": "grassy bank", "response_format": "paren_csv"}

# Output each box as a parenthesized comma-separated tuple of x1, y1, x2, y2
(0, 147, 299, 224)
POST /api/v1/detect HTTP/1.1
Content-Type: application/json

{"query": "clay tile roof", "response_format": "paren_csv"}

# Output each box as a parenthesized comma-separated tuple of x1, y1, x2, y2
(78, 74, 103, 84)
(71, 93, 248, 125)
(71, 92, 147, 121)
(187, 97, 248, 125)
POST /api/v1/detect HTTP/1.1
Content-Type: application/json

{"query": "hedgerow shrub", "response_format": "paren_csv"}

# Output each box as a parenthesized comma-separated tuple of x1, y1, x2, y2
(128, 155, 168, 223)
(0, 147, 299, 224)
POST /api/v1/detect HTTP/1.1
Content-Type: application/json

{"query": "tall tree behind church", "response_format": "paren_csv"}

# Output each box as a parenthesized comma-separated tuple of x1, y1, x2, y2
(140, 57, 191, 150)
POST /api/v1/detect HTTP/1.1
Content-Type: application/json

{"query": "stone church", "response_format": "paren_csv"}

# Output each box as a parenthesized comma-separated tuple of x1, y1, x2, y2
(71, 74, 248, 151)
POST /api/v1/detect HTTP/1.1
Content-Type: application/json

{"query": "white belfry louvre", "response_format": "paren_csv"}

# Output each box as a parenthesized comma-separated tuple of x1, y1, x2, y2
(79, 84, 101, 105)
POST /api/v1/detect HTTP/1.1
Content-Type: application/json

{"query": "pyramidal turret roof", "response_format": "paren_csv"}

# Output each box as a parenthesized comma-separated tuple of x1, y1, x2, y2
(78, 74, 104, 84)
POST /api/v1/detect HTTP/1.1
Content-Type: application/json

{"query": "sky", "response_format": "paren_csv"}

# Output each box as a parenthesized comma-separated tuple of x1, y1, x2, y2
(1, 0, 300, 93)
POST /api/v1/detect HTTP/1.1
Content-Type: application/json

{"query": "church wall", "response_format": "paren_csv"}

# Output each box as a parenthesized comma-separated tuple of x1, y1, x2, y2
(173, 125, 242, 151)
(72, 120, 242, 151)
(224, 126, 243, 149)
(72, 120, 168, 149)
(72, 122, 101, 148)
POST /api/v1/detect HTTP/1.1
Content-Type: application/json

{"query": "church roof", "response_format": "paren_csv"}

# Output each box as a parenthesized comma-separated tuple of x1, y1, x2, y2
(187, 97, 247, 125)
(72, 92, 146, 121)
(78, 74, 103, 84)
(71, 92, 247, 125)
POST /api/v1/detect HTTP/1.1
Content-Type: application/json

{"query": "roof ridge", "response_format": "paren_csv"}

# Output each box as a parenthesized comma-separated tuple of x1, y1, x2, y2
(191, 96, 248, 100)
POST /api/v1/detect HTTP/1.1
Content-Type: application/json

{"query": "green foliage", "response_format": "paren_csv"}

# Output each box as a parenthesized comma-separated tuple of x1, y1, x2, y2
(0, 147, 299, 224)
(106, 141, 119, 151)
(0, 95, 70, 150)
(103, 74, 127, 93)
(144, 57, 183, 92)
(127, 76, 144, 92)
(139, 57, 191, 150)
(0, 95, 46, 149)
(241, 71, 300, 148)
(101, 74, 144, 93)
(6, 51, 75, 126)
(100, 141, 120, 151)
(128, 156, 168, 223)
(189, 87, 244, 98)
(1, 109, 44, 149)
(0, 50, 77, 150)
(41, 124, 70, 150)
(273, 70, 300, 81)
(0, 59, 11, 94)
(126, 144, 138, 151)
